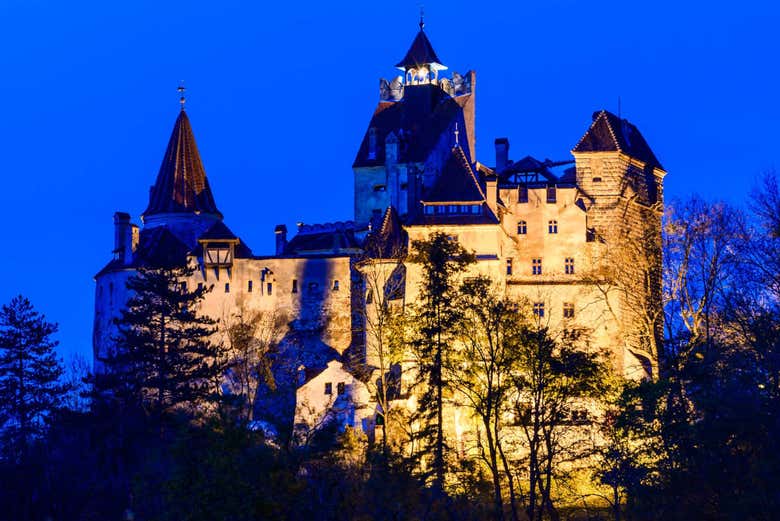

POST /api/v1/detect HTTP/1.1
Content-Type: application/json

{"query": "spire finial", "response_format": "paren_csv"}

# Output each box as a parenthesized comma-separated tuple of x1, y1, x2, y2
(454, 122, 459, 147)
(178, 81, 186, 111)
(419, 5, 425, 30)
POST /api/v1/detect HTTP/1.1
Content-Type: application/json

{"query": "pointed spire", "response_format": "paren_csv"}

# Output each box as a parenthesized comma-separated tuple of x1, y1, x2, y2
(143, 110, 222, 219)
(395, 17, 446, 72)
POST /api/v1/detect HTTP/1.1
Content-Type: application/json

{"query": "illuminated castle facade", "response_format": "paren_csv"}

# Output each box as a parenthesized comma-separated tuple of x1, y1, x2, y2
(93, 22, 665, 438)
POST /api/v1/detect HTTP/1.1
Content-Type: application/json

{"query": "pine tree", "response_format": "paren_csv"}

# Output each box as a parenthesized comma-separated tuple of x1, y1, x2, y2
(0, 295, 66, 461)
(408, 232, 474, 492)
(98, 265, 224, 420)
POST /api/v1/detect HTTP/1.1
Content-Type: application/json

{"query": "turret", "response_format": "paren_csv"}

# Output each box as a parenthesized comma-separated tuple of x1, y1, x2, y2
(142, 104, 222, 248)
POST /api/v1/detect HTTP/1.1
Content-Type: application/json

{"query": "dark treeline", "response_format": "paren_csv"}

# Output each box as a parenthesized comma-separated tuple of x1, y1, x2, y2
(1, 173, 779, 520)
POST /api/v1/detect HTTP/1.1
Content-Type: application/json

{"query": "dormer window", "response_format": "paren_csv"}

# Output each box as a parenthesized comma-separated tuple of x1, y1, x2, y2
(205, 245, 232, 265)
(200, 238, 238, 268)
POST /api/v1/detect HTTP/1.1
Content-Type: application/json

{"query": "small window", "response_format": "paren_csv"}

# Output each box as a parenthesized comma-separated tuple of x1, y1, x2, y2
(471, 204, 481, 214)
(292, 280, 298, 293)
(337, 382, 346, 395)
(565, 257, 575, 274)
(506, 259, 513, 276)
(324, 382, 332, 395)
(517, 221, 527, 235)
(197, 282, 203, 291)
(225, 282, 230, 293)
(449, 205, 458, 213)
(593, 177, 602, 183)
(333, 280, 340, 291)
(400, 182, 408, 190)
(548, 220, 558, 234)
(179, 281, 187, 292)
(518, 186, 528, 203)
(424, 205, 434, 215)
(247, 280, 253, 292)
(373, 184, 386, 192)
(532, 258, 543, 275)
(267, 282, 273, 295)
(447, 235, 458, 243)
(546, 186, 557, 204)
(366, 289, 373, 304)
(563, 303, 575, 319)
(533, 302, 545, 317)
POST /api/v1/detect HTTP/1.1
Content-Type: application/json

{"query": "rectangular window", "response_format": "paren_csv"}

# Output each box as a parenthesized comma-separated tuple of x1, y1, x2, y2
(247, 280, 253, 292)
(532, 258, 542, 275)
(337, 382, 346, 395)
(333, 280, 340, 291)
(563, 303, 575, 319)
(471, 204, 481, 214)
(400, 182, 408, 190)
(197, 282, 203, 291)
(533, 302, 545, 317)
(373, 184, 386, 192)
(292, 280, 298, 293)
(517, 221, 527, 235)
(546, 186, 557, 203)
(592, 177, 602, 183)
(449, 205, 458, 213)
(267, 282, 273, 295)
(506, 259, 513, 276)
(565, 257, 575, 274)
(179, 281, 187, 292)
(518, 186, 528, 203)
(324, 382, 332, 395)
(424, 205, 434, 215)
(224, 282, 230, 293)
(548, 220, 558, 234)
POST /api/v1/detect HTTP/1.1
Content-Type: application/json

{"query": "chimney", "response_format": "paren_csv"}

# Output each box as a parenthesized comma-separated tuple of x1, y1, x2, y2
(485, 173, 498, 216)
(495, 138, 509, 172)
(275, 224, 288, 256)
(113, 212, 133, 264)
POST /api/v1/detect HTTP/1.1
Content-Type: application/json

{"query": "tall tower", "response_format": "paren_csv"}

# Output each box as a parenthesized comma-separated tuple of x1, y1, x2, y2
(352, 20, 476, 226)
(572, 110, 666, 375)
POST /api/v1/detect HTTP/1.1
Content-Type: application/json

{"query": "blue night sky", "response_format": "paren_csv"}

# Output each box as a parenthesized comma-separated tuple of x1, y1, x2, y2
(0, 0, 777, 362)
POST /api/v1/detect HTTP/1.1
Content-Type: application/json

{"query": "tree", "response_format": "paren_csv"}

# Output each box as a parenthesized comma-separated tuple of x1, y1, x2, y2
(511, 326, 609, 521)
(447, 276, 524, 520)
(355, 231, 407, 455)
(221, 306, 283, 425)
(0, 295, 66, 461)
(407, 232, 475, 492)
(98, 265, 224, 421)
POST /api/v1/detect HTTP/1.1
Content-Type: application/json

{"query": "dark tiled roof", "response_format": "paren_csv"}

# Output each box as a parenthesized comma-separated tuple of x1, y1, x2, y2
(284, 228, 361, 256)
(191, 221, 253, 259)
(198, 221, 238, 241)
(395, 29, 444, 70)
(95, 226, 191, 277)
(423, 146, 485, 203)
(364, 206, 408, 259)
(353, 84, 470, 168)
(143, 110, 222, 218)
(573, 110, 662, 169)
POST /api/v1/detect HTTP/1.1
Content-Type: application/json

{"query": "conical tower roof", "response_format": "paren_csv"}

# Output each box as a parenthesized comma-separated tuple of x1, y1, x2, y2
(396, 26, 446, 71)
(143, 110, 222, 219)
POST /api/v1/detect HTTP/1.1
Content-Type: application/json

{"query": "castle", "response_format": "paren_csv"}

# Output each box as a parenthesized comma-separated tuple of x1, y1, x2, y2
(93, 21, 664, 439)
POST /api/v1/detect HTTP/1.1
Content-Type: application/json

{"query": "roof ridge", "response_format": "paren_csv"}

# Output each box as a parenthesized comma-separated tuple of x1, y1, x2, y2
(455, 145, 486, 200)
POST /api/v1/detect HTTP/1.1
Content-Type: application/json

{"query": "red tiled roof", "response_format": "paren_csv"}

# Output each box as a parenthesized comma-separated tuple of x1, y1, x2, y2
(143, 110, 222, 218)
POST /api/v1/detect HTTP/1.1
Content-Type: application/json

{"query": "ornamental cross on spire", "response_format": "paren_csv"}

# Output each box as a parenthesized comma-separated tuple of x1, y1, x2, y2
(454, 122, 459, 147)
(419, 5, 424, 30)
